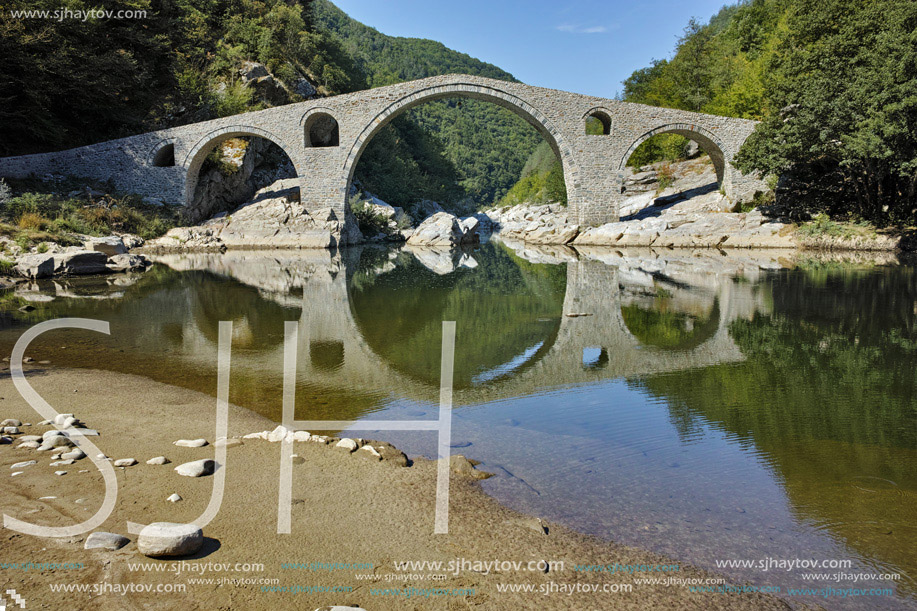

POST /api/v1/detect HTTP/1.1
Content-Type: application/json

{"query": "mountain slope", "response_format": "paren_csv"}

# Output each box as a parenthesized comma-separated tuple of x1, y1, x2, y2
(313, 0, 543, 207)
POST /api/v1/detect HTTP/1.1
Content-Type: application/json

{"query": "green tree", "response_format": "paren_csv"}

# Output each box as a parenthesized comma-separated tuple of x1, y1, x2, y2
(735, 0, 917, 223)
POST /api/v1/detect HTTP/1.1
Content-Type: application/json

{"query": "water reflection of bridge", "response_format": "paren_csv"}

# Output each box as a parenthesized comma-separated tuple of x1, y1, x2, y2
(152, 243, 774, 404)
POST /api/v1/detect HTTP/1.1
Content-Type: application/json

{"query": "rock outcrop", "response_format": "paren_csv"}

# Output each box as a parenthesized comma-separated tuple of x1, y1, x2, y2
(150, 180, 359, 251)
(406, 212, 480, 247)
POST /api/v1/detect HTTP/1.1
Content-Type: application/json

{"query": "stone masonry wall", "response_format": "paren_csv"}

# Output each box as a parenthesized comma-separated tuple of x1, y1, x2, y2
(0, 74, 767, 229)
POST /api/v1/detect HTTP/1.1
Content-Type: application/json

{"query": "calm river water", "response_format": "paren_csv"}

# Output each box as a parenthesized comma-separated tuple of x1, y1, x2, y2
(1, 241, 915, 609)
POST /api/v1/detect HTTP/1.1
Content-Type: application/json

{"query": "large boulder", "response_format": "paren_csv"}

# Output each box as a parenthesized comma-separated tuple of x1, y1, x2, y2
(137, 522, 203, 558)
(53, 251, 109, 275)
(84, 236, 127, 256)
(406, 212, 479, 247)
(107, 253, 150, 273)
(15, 254, 55, 279)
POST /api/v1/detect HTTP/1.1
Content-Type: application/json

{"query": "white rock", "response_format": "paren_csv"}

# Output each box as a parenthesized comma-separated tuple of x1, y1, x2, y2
(38, 436, 74, 450)
(18, 435, 42, 442)
(54, 470, 67, 476)
(10, 471, 23, 477)
(113, 458, 137, 467)
(174, 459, 216, 477)
(146, 456, 170, 465)
(292, 431, 312, 442)
(267, 426, 291, 443)
(96, 453, 108, 459)
(2, 426, 20, 435)
(242, 431, 269, 440)
(137, 522, 203, 558)
(61, 448, 86, 461)
(50, 459, 75, 466)
(84, 532, 130, 551)
(16, 441, 39, 449)
(42, 430, 66, 440)
(0, 418, 22, 427)
(334, 438, 358, 453)
(173, 439, 208, 448)
(11, 461, 37, 469)
(358, 445, 382, 460)
(167, 493, 182, 503)
(53, 413, 74, 426)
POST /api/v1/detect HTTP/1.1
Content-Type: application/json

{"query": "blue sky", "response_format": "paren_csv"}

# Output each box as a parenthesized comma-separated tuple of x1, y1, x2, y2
(330, 0, 729, 99)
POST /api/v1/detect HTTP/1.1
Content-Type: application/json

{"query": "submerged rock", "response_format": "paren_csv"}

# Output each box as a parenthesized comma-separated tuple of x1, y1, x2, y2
(449, 455, 494, 480)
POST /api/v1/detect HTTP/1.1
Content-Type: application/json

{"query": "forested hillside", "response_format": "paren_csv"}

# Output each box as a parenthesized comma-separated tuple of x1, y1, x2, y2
(312, 0, 541, 208)
(0, 0, 542, 209)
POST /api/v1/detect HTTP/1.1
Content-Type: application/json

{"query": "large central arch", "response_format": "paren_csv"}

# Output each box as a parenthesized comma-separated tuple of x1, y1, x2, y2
(340, 82, 580, 210)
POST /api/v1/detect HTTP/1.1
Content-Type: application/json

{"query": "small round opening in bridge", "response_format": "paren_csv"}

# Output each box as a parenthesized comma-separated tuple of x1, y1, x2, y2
(152, 142, 175, 167)
(585, 111, 611, 135)
(305, 113, 340, 147)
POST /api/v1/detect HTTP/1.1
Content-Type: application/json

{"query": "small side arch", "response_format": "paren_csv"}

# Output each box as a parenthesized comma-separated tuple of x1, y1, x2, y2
(583, 107, 613, 135)
(149, 139, 176, 167)
(300, 108, 340, 148)
(182, 125, 300, 207)
(618, 123, 728, 187)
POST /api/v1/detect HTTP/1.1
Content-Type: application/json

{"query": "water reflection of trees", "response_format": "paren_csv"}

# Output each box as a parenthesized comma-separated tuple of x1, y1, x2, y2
(347, 242, 567, 388)
(633, 265, 917, 593)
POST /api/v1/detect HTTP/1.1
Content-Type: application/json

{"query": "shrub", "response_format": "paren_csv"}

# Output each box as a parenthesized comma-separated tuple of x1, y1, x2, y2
(18, 212, 47, 231)
(656, 162, 676, 192)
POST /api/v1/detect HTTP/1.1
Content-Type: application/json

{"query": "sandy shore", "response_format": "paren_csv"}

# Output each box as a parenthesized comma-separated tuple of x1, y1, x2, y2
(0, 366, 785, 610)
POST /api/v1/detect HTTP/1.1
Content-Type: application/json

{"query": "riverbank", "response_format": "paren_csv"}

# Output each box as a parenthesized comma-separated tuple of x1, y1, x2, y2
(0, 366, 785, 610)
(487, 157, 912, 251)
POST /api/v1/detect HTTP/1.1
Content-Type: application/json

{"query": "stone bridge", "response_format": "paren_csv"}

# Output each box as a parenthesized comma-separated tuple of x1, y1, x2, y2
(0, 74, 766, 230)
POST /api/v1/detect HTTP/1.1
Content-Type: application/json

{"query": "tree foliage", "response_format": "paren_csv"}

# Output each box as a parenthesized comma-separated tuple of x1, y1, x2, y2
(619, 0, 917, 223)
(735, 0, 917, 223)
(0, 0, 548, 211)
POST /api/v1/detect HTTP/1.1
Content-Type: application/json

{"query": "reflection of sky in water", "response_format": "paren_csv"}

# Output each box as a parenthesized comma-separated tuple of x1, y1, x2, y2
(353, 378, 915, 610)
(471, 341, 544, 385)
